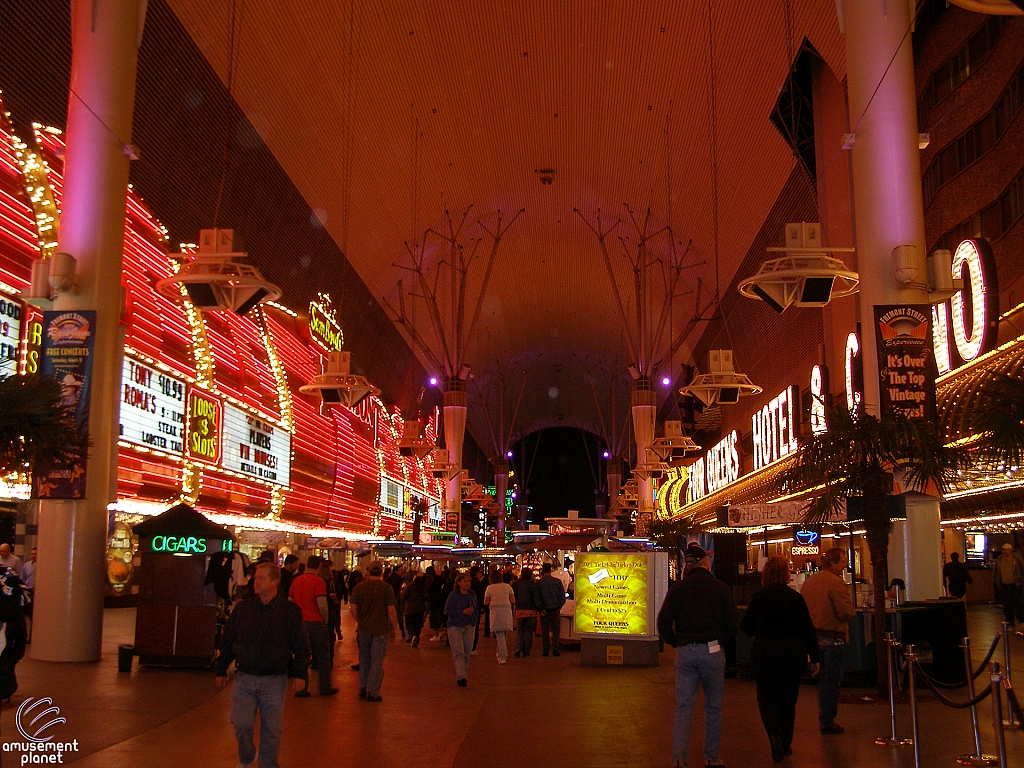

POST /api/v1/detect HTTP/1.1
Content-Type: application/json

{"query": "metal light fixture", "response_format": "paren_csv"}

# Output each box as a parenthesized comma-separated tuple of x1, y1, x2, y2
(649, 420, 702, 464)
(398, 415, 434, 458)
(430, 449, 461, 480)
(156, 229, 281, 315)
(679, 350, 762, 407)
(299, 351, 379, 409)
(738, 223, 857, 313)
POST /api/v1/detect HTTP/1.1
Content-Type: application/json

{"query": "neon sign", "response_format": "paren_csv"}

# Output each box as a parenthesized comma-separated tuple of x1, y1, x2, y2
(810, 365, 827, 434)
(185, 387, 222, 465)
(845, 332, 862, 413)
(752, 385, 800, 470)
(933, 239, 997, 374)
(688, 431, 741, 503)
(151, 535, 208, 554)
(0, 292, 22, 378)
(308, 293, 344, 353)
(792, 529, 820, 556)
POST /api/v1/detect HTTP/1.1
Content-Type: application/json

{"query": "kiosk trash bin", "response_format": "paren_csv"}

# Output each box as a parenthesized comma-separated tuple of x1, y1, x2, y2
(118, 644, 134, 673)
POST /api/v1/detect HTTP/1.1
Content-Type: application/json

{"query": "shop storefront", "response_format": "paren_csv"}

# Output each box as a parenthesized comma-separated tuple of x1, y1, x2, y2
(0, 98, 446, 590)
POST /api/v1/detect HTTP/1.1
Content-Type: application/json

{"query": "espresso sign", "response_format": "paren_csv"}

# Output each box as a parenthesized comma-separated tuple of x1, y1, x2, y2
(874, 305, 938, 422)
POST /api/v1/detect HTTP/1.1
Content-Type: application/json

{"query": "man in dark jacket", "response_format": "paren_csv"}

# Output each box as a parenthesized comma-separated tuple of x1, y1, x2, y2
(657, 543, 737, 768)
(216, 562, 310, 768)
(536, 562, 567, 656)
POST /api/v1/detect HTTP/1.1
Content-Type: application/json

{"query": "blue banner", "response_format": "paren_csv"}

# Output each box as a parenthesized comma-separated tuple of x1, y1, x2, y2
(33, 310, 96, 499)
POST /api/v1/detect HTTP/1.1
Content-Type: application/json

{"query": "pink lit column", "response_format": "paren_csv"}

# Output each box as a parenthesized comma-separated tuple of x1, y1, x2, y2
(493, 459, 508, 536)
(443, 384, 467, 532)
(630, 382, 656, 532)
(33, 0, 146, 661)
(843, 0, 941, 599)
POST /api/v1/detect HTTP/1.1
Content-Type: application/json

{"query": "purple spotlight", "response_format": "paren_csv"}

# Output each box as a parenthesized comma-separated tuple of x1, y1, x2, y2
(511, 491, 517, 499)
(662, 376, 671, 386)
(602, 451, 610, 459)
(506, 450, 513, 458)
(428, 377, 438, 386)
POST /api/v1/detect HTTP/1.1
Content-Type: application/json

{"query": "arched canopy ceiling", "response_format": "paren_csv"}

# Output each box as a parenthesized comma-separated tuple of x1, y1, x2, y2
(164, 0, 847, 450)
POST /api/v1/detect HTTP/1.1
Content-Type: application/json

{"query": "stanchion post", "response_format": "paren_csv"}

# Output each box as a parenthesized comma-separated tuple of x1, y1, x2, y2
(958, 637, 999, 767)
(906, 644, 922, 768)
(876, 633, 912, 747)
(990, 662, 1007, 768)
(1001, 622, 1019, 730)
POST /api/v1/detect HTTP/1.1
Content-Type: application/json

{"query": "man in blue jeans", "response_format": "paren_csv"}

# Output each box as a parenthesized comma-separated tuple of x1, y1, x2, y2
(216, 562, 310, 768)
(801, 547, 856, 734)
(657, 544, 737, 768)
(349, 561, 399, 702)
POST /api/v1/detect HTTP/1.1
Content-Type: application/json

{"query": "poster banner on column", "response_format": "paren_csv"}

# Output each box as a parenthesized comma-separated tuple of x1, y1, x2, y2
(33, 311, 96, 499)
(873, 305, 938, 422)
(574, 553, 649, 635)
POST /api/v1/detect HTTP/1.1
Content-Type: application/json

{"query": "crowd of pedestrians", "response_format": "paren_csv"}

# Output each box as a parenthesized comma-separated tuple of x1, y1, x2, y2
(215, 542, 1024, 768)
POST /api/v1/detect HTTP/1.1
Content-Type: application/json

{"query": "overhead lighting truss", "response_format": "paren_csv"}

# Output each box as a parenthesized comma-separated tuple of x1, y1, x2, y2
(679, 349, 762, 408)
(299, 351, 380, 409)
(738, 222, 857, 313)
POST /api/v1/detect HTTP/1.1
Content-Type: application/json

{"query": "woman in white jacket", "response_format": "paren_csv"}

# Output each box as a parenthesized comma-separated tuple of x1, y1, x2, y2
(483, 570, 515, 663)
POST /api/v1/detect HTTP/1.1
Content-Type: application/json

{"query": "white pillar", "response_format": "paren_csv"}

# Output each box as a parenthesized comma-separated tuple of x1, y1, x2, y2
(443, 384, 467, 531)
(844, 0, 942, 599)
(631, 382, 656, 528)
(493, 460, 508, 535)
(32, 0, 145, 662)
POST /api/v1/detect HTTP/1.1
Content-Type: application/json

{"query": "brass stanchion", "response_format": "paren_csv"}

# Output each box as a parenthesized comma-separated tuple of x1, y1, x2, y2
(1001, 623, 1019, 731)
(906, 644, 922, 768)
(957, 637, 999, 766)
(876, 633, 912, 746)
(989, 662, 1008, 768)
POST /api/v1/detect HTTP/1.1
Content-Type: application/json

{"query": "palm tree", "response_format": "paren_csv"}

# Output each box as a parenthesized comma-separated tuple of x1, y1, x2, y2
(0, 374, 81, 479)
(777, 405, 967, 694)
(971, 372, 1024, 467)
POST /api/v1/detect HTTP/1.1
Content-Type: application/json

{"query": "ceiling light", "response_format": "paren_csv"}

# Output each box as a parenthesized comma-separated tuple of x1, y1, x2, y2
(738, 223, 857, 313)
(678, 349, 762, 407)
(299, 351, 380, 409)
(156, 229, 281, 315)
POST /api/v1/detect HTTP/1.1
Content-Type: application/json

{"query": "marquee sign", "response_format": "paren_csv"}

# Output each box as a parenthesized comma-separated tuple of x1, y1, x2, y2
(751, 385, 800, 471)
(0, 292, 23, 378)
(308, 293, 344, 354)
(687, 430, 741, 504)
(119, 356, 186, 455)
(221, 403, 291, 487)
(184, 387, 222, 465)
(933, 239, 998, 375)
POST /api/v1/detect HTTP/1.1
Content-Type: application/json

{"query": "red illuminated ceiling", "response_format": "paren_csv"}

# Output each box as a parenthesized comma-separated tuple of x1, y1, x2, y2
(164, 1, 847, 443)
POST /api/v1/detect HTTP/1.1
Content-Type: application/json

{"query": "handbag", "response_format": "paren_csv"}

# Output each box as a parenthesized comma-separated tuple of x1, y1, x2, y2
(514, 609, 538, 620)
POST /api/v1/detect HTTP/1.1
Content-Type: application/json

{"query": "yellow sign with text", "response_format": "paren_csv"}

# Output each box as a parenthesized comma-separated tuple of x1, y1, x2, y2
(574, 553, 649, 635)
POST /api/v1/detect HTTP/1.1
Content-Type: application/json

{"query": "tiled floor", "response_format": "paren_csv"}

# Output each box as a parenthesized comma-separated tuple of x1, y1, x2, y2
(2, 605, 1022, 767)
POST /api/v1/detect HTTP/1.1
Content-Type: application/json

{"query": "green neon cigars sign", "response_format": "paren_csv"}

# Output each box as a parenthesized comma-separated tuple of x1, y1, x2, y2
(151, 535, 207, 554)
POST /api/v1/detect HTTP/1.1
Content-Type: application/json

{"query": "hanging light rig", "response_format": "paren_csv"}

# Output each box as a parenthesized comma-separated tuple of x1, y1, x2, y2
(738, 222, 858, 313)
(157, 228, 282, 315)
(299, 350, 380, 409)
(679, 349, 762, 408)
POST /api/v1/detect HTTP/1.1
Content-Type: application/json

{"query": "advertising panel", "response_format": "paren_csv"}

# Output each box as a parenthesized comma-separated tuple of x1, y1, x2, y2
(33, 311, 96, 499)
(119, 356, 186, 455)
(0, 292, 23, 378)
(184, 387, 222, 465)
(873, 304, 938, 422)
(221, 403, 291, 486)
(574, 553, 649, 636)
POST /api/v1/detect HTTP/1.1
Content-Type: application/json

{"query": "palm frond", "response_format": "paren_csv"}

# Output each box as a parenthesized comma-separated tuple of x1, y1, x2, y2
(0, 375, 83, 478)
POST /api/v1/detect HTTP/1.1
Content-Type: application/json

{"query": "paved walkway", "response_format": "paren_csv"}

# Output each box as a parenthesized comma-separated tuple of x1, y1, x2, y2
(1, 606, 1021, 767)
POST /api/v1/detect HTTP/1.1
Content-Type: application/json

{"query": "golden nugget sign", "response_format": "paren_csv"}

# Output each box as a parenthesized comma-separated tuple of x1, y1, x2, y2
(309, 293, 344, 353)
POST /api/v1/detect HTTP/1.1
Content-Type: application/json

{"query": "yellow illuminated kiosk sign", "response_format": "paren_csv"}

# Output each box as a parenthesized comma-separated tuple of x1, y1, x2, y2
(574, 553, 649, 635)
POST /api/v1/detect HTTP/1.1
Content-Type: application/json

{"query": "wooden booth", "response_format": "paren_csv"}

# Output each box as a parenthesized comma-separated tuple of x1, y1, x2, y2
(132, 504, 234, 667)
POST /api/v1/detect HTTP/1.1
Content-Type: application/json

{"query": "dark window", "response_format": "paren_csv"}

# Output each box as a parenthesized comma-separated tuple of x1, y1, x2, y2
(922, 58, 1024, 207)
(918, 16, 1006, 128)
(935, 166, 1024, 251)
